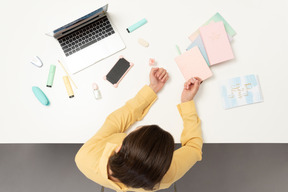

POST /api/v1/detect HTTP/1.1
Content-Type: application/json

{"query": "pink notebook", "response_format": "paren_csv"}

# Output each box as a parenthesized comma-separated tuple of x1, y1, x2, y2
(175, 47, 213, 81)
(200, 21, 234, 65)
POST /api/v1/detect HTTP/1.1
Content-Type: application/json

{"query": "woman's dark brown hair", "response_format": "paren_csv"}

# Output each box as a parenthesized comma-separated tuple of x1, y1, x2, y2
(108, 125, 174, 190)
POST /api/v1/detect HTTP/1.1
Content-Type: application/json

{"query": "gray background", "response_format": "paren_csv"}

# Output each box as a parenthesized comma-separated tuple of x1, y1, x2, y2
(0, 144, 287, 192)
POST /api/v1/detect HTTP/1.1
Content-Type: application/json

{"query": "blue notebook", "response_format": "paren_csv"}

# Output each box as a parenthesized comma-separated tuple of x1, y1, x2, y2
(220, 74, 263, 109)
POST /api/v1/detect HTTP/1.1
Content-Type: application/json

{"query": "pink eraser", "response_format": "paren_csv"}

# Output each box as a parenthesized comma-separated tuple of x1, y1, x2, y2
(149, 58, 156, 66)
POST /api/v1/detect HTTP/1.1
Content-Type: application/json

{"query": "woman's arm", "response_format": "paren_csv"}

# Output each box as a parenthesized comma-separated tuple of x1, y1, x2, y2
(84, 68, 169, 145)
(170, 100, 203, 182)
(163, 78, 203, 184)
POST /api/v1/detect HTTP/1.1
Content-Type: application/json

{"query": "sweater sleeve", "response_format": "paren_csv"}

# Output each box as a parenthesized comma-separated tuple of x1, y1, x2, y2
(169, 100, 203, 183)
(84, 85, 157, 145)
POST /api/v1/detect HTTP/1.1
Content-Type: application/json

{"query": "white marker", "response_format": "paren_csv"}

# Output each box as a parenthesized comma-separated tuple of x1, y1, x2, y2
(92, 83, 101, 100)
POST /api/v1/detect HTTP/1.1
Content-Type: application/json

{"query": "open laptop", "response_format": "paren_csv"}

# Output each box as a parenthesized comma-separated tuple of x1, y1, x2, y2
(48, 4, 125, 74)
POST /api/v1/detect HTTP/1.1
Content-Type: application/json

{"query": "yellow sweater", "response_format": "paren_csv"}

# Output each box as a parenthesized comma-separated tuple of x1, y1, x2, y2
(75, 85, 203, 192)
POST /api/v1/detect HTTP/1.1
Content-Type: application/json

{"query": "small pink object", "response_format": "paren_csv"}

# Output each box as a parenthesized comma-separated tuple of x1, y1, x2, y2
(92, 83, 99, 90)
(149, 58, 156, 66)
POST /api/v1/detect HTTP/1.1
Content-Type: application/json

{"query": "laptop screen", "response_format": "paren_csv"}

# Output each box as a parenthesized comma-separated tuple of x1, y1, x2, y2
(53, 4, 108, 38)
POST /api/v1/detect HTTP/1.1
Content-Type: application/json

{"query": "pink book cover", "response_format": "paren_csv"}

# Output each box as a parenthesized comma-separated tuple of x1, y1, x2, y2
(200, 21, 234, 65)
(175, 47, 213, 81)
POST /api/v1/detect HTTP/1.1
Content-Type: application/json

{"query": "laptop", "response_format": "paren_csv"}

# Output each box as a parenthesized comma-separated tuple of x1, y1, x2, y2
(48, 4, 125, 74)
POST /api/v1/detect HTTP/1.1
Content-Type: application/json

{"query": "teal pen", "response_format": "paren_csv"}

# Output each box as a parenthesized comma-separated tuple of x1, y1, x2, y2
(126, 18, 147, 33)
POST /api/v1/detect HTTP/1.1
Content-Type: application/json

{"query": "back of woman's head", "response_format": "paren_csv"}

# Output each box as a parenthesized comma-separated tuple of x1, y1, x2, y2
(108, 125, 174, 191)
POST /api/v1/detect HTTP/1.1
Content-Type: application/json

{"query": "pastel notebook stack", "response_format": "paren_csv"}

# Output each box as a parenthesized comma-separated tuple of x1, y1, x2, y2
(176, 13, 236, 81)
(220, 74, 263, 109)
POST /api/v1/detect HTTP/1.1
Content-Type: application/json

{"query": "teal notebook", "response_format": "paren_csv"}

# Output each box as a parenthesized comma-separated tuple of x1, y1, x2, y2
(205, 13, 236, 37)
(189, 12, 236, 42)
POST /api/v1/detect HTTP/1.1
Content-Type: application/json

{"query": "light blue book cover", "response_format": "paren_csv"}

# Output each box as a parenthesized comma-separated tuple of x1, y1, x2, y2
(221, 74, 263, 109)
(186, 35, 210, 66)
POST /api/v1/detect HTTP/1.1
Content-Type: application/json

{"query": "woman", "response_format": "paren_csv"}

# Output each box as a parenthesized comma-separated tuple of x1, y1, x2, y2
(75, 67, 203, 191)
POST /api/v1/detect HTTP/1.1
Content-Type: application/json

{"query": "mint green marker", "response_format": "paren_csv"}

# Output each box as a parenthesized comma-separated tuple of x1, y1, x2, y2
(176, 45, 181, 55)
(47, 65, 56, 87)
(126, 18, 147, 33)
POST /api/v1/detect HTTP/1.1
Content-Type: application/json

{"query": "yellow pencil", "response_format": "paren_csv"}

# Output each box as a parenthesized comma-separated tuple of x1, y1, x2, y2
(57, 60, 78, 89)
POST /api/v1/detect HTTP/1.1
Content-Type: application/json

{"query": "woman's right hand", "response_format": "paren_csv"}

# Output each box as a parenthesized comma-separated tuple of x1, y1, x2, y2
(149, 67, 169, 94)
(181, 77, 202, 103)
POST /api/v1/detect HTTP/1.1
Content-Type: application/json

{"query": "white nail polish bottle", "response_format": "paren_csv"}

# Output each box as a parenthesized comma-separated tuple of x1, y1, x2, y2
(92, 83, 101, 100)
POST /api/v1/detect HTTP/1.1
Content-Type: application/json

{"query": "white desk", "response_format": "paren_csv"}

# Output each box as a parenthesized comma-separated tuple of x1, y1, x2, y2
(1, 0, 288, 143)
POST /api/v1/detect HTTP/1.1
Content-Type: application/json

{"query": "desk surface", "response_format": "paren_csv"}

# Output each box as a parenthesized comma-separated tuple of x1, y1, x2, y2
(1, 0, 288, 143)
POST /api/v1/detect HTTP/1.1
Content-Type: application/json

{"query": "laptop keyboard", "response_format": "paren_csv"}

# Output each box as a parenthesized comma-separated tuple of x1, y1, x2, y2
(58, 16, 115, 57)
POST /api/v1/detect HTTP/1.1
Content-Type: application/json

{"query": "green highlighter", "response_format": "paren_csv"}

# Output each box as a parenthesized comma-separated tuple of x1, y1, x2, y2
(47, 65, 56, 87)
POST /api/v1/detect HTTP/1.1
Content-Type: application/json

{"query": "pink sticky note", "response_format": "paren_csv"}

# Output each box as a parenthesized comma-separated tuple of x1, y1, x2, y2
(200, 21, 234, 65)
(175, 47, 213, 81)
